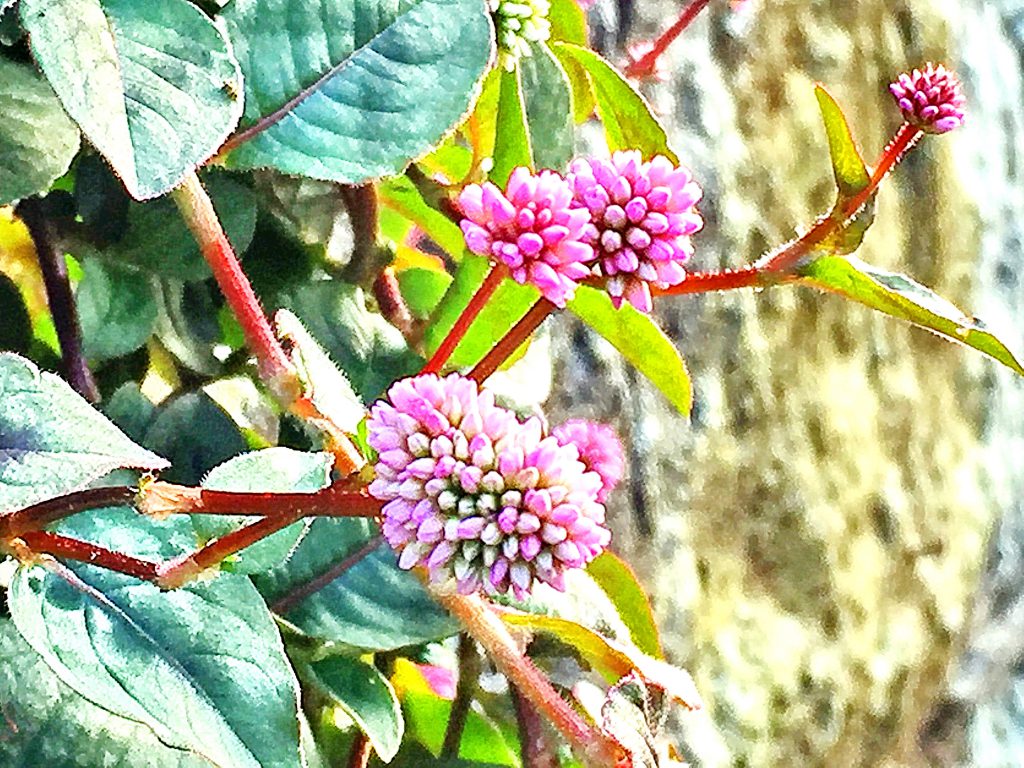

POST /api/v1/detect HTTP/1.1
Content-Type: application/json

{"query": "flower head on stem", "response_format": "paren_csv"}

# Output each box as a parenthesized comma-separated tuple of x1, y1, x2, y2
(367, 373, 610, 599)
(569, 150, 703, 313)
(889, 63, 966, 134)
(459, 168, 594, 307)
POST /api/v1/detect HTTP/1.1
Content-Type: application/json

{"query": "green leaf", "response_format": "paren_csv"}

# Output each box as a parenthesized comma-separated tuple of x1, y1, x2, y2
(221, 0, 492, 185)
(142, 391, 247, 485)
(279, 281, 422, 401)
(423, 255, 539, 369)
(799, 255, 1024, 376)
(0, 619, 209, 768)
(814, 85, 869, 197)
(0, 58, 80, 206)
(551, 42, 676, 162)
(398, 268, 454, 319)
(0, 352, 167, 514)
(492, 66, 533, 187)
(567, 286, 691, 416)
(587, 552, 663, 659)
(191, 448, 334, 575)
(9, 506, 305, 768)
(520, 43, 574, 172)
(276, 309, 367, 435)
(73, 172, 257, 283)
(20, 0, 242, 200)
(547, 0, 587, 46)
(0, 272, 31, 353)
(154, 280, 226, 376)
(254, 521, 459, 650)
(78, 258, 159, 362)
(307, 654, 404, 762)
(552, 41, 595, 124)
(379, 174, 467, 260)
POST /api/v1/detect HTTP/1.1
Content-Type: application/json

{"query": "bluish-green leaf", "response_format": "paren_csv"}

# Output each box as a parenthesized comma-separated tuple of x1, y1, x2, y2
(567, 286, 691, 416)
(307, 654, 404, 762)
(814, 85, 869, 197)
(520, 42, 574, 172)
(799, 254, 1024, 376)
(0, 58, 80, 206)
(0, 352, 167, 514)
(9, 506, 305, 768)
(255, 521, 458, 650)
(492, 66, 533, 187)
(0, 619, 209, 768)
(21, 0, 242, 200)
(78, 258, 159, 362)
(192, 448, 334, 575)
(551, 42, 676, 162)
(424, 254, 540, 369)
(221, 0, 492, 185)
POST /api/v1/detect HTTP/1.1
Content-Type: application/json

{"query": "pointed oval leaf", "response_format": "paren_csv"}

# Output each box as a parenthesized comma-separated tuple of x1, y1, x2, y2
(0, 58, 80, 206)
(491, 66, 533, 187)
(520, 42, 574, 172)
(77, 258, 159, 362)
(551, 42, 676, 162)
(0, 352, 168, 514)
(587, 552, 664, 659)
(378, 174, 467, 260)
(20, 0, 243, 200)
(814, 84, 869, 197)
(567, 286, 691, 417)
(9, 507, 305, 768)
(799, 255, 1024, 376)
(307, 654, 404, 762)
(221, 0, 492, 185)
(192, 448, 335, 575)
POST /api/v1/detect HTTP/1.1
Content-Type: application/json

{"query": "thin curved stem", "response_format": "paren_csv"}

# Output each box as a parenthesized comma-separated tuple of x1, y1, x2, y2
(1, 486, 138, 539)
(423, 264, 508, 374)
(623, 0, 712, 79)
(270, 536, 384, 615)
(468, 298, 554, 383)
(441, 633, 478, 759)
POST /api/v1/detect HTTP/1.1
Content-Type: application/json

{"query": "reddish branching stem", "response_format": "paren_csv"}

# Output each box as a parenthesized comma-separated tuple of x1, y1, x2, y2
(140, 481, 381, 520)
(468, 297, 554, 383)
(374, 266, 416, 341)
(270, 536, 384, 615)
(511, 685, 560, 768)
(423, 264, 508, 374)
(623, 0, 712, 79)
(1, 486, 138, 539)
(16, 530, 159, 581)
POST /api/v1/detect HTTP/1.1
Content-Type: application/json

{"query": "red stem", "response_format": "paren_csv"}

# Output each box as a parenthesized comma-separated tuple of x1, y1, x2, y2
(468, 298, 554, 383)
(623, 0, 712, 79)
(2, 486, 138, 539)
(345, 733, 372, 768)
(422, 264, 508, 374)
(172, 172, 296, 402)
(17, 531, 159, 581)
(270, 536, 384, 614)
(140, 481, 381, 519)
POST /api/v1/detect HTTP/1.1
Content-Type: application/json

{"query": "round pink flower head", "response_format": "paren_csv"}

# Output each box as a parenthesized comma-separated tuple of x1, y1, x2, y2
(367, 373, 611, 599)
(568, 150, 703, 314)
(458, 168, 594, 308)
(552, 419, 625, 504)
(889, 63, 965, 134)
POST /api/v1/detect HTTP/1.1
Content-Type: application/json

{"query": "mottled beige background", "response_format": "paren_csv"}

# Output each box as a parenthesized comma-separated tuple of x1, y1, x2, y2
(545, 1, 1024, 765)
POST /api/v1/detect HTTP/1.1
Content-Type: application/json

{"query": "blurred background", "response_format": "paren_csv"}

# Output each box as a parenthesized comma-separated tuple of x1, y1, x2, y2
(542, 0, 1024, 765)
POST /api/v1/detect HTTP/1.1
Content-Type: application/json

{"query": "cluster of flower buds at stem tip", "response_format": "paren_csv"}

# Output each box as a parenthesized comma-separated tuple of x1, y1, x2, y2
(367, 373, 623, 599)
(458, 151, 703, 313)
(889, 63, 966, 134)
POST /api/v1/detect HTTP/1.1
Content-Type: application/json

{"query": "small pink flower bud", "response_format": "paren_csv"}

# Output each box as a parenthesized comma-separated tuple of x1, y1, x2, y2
(889, 63, 966, 134)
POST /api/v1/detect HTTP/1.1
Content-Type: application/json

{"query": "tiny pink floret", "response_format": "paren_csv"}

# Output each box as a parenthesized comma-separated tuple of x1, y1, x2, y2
(889, 63, 966, 134)
(568, 150, 703, 314)
(458, 168, 594, 308)
(368, 373, 611, 599)
(552, 419, 625, 503)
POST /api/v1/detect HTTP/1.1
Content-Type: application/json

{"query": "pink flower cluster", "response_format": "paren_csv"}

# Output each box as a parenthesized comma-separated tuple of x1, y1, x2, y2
(889, 63, 965, 134)
(458, 151, 703, 313)
(368, 373, 622, 599)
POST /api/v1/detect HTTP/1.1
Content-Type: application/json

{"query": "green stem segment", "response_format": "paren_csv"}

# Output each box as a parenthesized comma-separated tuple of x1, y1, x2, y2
(423, 264, 508, 374)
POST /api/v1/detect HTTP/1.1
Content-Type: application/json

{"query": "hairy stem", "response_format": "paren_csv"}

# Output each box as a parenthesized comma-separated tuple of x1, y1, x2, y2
(623, 0, 712, 79)
(172, 171, 297, 402)
(140, 481, 381, 520)
(423, 264, 508, 374)
(341, 184, 392, 286)
(345, 732, 372, 768)
(15, 531, 159, 581)
(468, 298, 554, 383)
(270, 537, 384, 615)
(428, 587, 623, 766)
(16, 196, 99, 402)
(511, 685, 560, 768)
(2, 486, 138, 539)
(441, 634, 479, 759)
(373, 266, 417, 342)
